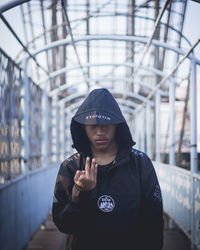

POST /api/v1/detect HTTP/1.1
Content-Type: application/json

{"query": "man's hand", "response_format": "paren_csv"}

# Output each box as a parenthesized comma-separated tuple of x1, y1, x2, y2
(74, 157, 98, 191)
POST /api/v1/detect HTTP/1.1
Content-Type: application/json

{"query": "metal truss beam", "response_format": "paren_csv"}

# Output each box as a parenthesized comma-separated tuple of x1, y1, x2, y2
(49, 77, 165, 97)
(0, 12, 48, 75)
(58, 89, 153, 107)
(15, 12, 192, 61)
(61, 0, 90, 89)
(22, 35, 200, 64)
(130, 0, 170, 82)
(134, 37, 200, 114)
(0, 0, 30, 13)
(21, 35, 200, 113)
(42, 62, 176, 86)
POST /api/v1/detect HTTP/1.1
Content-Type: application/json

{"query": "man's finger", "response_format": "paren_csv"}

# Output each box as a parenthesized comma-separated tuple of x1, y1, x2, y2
(91, 158, 95, 167)
(93, 163, 98, 180)
(74, 170, 82, 182)
(85, 157, 90, 177)
(91, 158, 98, 179)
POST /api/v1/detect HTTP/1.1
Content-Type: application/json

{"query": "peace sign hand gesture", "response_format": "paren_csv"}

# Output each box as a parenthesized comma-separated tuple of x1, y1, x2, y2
(74, 157, 98, 191)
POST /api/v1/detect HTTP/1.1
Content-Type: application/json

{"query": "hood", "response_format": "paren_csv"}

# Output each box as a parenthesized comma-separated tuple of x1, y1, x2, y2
(70, 88, 135, 157)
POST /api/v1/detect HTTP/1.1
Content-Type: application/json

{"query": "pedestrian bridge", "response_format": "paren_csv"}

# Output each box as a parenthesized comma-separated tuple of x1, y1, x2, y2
(0, 0, 200, 249)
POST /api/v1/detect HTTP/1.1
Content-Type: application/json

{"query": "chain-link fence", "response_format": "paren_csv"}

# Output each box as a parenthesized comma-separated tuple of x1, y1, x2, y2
(0, 49, 22, 184)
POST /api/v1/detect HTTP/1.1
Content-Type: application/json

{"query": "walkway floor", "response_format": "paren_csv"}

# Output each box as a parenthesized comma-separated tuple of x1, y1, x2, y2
(28, 213, 191, 250)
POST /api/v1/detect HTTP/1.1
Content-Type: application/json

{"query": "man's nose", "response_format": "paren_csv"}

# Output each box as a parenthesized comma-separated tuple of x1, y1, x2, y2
(96, 126, 104, 134)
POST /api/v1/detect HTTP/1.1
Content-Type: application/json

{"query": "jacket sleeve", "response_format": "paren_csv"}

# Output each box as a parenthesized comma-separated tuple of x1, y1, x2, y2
(139, 153, 164, 250)
(52, 160, 94, 234)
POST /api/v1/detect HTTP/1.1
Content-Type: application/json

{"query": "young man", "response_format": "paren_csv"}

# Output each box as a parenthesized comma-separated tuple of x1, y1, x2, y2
(52, 88, 164, 250)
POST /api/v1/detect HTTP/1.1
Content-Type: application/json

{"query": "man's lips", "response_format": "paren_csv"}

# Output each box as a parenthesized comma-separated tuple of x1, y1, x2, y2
(95, 139, 108, 144)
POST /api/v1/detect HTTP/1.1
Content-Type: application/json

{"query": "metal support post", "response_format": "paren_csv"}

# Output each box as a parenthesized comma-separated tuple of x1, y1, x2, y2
(190, 59, 198, 250)
(190, 59, 198, 174)
(42, 85, 49, 167)
(55, 95, 60, 163)
(155, 91, 161, 162)
(146, 103, 152, 158)
(22, 59, 30, 174)
(62, 104, 66, 161)
(169, 81, 175, 166)
(169, 80, 176, 229)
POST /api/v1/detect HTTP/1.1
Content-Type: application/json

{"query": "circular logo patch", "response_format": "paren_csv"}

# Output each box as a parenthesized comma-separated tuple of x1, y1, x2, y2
(97, 195, 115, 212)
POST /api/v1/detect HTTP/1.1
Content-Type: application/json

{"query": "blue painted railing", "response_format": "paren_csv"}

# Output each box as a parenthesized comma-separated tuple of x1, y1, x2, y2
(0, 163, 59, 250)
(154, 162, 200, 249)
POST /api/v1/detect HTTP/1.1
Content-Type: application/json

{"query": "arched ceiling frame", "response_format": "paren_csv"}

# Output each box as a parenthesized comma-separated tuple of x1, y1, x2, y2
(15, 11, 192, 61)
(46, 63, 167, 109)
(43, 62, 177, 89)
(69, 13, 192, 46)
(22, 35, 200, 114)
(58, 89, 154, 107)
(27, 35, 197, 60)
(49, 77, 164, 98)
(23, 35, 200, 89)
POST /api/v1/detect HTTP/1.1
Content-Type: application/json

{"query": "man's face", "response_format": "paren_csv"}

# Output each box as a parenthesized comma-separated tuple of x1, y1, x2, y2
(85, 124, 117, 150)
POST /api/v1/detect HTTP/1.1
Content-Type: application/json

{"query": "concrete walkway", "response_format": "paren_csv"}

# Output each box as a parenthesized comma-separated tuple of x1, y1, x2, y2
(28, 214, 66, 250)
(27, 213, 191, 250)
(163, 214, 191, 250)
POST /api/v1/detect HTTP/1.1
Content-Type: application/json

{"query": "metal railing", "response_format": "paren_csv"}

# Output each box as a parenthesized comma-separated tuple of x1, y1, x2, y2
(154, 162, 200, 249)
(0, 49, 22, 184)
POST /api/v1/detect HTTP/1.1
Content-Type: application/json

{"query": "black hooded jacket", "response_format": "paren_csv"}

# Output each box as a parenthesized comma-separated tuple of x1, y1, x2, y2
(52, 88, 164, 250)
